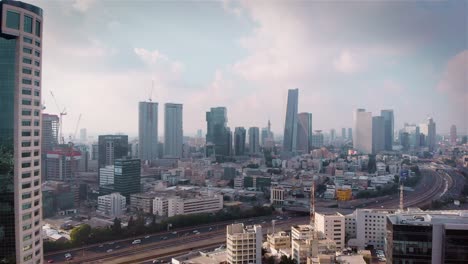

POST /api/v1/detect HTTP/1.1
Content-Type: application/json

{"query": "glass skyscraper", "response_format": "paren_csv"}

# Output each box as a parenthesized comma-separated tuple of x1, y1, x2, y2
(0, 1, 44, 262)
(234, 127, 246, 156)
(297, 112, 312, 154)
(139, 101, 158, 161)
(164, 103, 183, 158)
(248, 127, 260, 155)
(206, 107, 230, 157)
(283, 88, 299, 154)
(381, 109, 394, 151)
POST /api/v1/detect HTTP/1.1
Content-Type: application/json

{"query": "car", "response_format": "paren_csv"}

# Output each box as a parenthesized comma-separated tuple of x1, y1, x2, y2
(145, 235, 150, 239)
(193, 230, 198, 233)
(106, 249, 113, 253)
(115, 245, 120, 249)
(209, 227, 212, 231)
(64, 253, 72, 260)
(172, 231, 177, 235)
(162, 236, 167, 240)
(47, 260, 54, 263)
(152, 260, 160, 264)
(108, 242, 115, 245)
(261, 221, 266, 224)
(98, 244, 104, 247)
(132, 239, 141, 245)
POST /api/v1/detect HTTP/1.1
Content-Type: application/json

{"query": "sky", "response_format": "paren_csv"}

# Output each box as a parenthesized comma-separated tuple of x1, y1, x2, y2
(31, 0, 467, 138)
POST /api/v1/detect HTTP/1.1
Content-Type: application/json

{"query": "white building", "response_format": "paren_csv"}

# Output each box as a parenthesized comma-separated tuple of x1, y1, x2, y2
(99, 165, 114, 186)
(315, 212, 345, 250)
(226, 224, 262, 264)
(167, 193, 223, 217)
(353, 109, 373, 154)
(153, 196, 168, 216)
(345, 209, 395, 250)
(270, 186, 285, 205)
(291, 225, 314, 240)
(97, 193, 126, 217)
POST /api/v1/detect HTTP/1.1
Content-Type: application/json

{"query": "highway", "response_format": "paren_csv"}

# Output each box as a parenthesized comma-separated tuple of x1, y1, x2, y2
(45, 215, 307, 263)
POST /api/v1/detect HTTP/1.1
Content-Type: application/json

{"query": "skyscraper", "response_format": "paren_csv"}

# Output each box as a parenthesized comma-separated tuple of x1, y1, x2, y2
(42, 114, 59, 181)
(297, 112, 312, 154)
(206, 107, 230, 157)
(234, 127, 246, 156)
(248, 127, 260, 155)
(341, 128, 346, 139)
(421, 117, 437, 151)
(372, 116, 385, 154)
(261, 128, 268, 146)
(283, 88, 299, 153)
(450, 125, 457, 145)
(381, 110, 394, 151)
(98, 135, 128, 185)
(164, 103, 183, 158)
(353, 109, 373, 154)
(79, 128, 87, 142)
(330, 128, 336, 143)
(114, 158, 141, 200)
(348, 128, 353, 141)
(0, 1, 44, 262)
(139, 101, 158, 161)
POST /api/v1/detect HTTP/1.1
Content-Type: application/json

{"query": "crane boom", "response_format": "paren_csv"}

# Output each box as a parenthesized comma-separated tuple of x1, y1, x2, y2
(73, 114, 82, 141)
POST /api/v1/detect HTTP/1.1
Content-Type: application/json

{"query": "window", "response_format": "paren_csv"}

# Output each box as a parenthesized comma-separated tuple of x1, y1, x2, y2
(22, 193, 31, 200)
(35, 20, 41, 37)
(34, 70, 40, 77)
(23, 234, 32, 241)
(34, 100, 40, 106)
(22, 79, 32, 85)
(33, 180, 39, 186)
(33, 160, 39, 167)
(34, 60, 40, 67)
(23, 254, 32, 261)
(33, 199, 39, 206)
(34, 120, 39, 126)
(22, 203, 32, 210)
(35, 41, 40, 47)
(22, 68, 32, 74)
(34, 209, 39, 216)
(24, 37, 33, 44)
(23, 213, 32, 221)
(34, 50, 40, 57)
(34, 151, 39, 156)
(22, 120, 31, 126)
(22, 141, 31, 147)
(22, 163, 31, 168)
(22, 131, 31, 137)
(23, 57, 32, 64)
(22, 109, 31, 116)
(34, 190, 39, 196)
(22, 183, 31, 189)
(23, 244, 32, 251)
(24, 15, 33, 33)
(6, 11, 20, 29)
(34, 170, 39, 176)
(34, 220, 40, 226)
(34, 110, 39, 116)
(34, 141, 39, 146)
(34, 80, 39, 87)
(22, 88, 32, 95)
(22, 99, 32, 106)
(34, 130, 39, 136)
(22, 152, 31, 158)
(23, 47, 32, 54)
(34, 90, 40, 96)
(22, 172, 31, 179)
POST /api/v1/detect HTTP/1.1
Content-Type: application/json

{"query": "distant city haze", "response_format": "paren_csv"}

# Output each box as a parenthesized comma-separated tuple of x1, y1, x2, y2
(31, 0, 467, 137)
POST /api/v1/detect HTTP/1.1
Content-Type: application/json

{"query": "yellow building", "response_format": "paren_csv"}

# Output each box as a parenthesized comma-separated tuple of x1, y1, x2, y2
(336, 188, 352, 201)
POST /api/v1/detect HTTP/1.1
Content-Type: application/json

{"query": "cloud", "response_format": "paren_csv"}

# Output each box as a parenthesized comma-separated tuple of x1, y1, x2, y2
(134, 48, 184, 75)
(72, 0, 95, 12)
(437, 50, 468, 104)
(333, 50, 362, 74)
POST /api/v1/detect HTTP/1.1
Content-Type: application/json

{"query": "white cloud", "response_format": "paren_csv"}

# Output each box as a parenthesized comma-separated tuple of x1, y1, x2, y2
(72, 0, 95, 12)
(134, 48, 169, 66)
(437, 50, 468, 104)
(333, 50, 362, 74)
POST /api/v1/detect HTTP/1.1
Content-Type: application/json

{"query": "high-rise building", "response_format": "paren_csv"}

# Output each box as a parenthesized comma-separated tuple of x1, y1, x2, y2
(427, 118, 436, 151)
(114, 158, 141, 200)
(196, 129, 202, 138)
(99, 165, 114, 186)
(206, 107, 230, 157)
(372, 116, 385, 154)
(353, 109, 373, 154)
(261, 127, 268, 146)
(0, 1, 44, 262)
(164, 103, 183, 158)
(248, 127, 260, 155)
(139, 101, 158, 161)
(348, 128, 353, 141)
(311, 130, 324, 148)
(46, 147, 81, 181)
(401, 124, 420, 149)
(341, 128, 346, 139)
(41, 114, 59, 181)
(381, 110, 394, 151)
(283, 88, 299, 153)
(450, 125, 457, 145)
(226, 223, 262, 264)
(387, 210, 468, 263)
(297, 112, 312, 154)
(79, 128, 87, 142)
(234, 127, 246, 156)
(330, 129, 336, 143)
(98, 135, 128, 185)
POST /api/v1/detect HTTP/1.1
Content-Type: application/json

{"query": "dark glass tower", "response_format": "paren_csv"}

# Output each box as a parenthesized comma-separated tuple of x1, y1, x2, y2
(381, 109, 394, 151)
(283, 88, 299, 154)
(234, 127, 246, 156)
(206, 107, 230, 158)
(114, 158, 141, 200)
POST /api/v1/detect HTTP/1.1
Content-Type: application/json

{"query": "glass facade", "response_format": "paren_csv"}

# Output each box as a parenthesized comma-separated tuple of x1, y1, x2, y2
(6, 10, 20, 29)
(206, 107, 230, 158)
(24, 15, 33, 33)
(444, 229, 468, 263)
(389, 224, 433, 264)
(114, 159, 141, 200)
(0, 36, 17, 263)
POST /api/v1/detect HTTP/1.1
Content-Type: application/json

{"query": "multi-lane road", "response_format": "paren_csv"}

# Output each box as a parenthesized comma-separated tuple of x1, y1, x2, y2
(45, 215, 308, 263)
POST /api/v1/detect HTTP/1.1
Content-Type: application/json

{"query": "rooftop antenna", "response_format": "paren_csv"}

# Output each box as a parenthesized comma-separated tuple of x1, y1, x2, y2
(310, 180, 315, 228)
(399, 182, 404, 211)
(148, 80, 154, 102)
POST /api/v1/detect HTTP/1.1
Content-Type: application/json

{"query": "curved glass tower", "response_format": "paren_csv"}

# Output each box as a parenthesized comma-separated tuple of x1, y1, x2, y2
(0, 1, 44, 263)
(283, 88, 298, 154)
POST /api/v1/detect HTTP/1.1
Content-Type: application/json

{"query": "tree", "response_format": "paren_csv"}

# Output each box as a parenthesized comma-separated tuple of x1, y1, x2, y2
(279, 255, 296, 264)
(70, 224, 91, 245)
(111, 218, 122, 235)
(265, 256, 275, 264)
(367, 155, 376, 174)
(128, 216, 135, 229)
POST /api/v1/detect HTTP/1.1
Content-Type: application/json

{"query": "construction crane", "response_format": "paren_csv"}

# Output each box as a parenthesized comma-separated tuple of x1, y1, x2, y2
(148, 79, 154, 102)
(50, 91, 67, 144)
(72, 114, 82, 142)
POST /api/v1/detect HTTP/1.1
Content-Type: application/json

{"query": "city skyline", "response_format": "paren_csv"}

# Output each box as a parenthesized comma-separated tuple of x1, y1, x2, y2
(30, 0, 466, 136)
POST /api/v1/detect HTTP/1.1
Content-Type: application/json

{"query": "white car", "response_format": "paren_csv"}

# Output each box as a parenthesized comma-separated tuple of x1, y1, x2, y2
(132, 239, 141, 245)
(172, 231, 177, 235)
(145, 235, 150, 239)
(193, 230, 198, 233)
(64, 253, 72, 260)
(106, 249, 113, 253)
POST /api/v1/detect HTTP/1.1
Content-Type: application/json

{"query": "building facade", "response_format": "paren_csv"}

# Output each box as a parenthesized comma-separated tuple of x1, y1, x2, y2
(450, 124, 457, 145)
(372, 116, 385, 154)
(315, 212, 345, 250)
(164, 103, 183, 158)
(129, 193, 154, 213)
(167, 193, 223, 217)
(99, 165, 114, 186)
(45, 147, 81, 181)
(353, 109, 373, 154)
(380, 110, 394, 151)
(283, 88, 299, 154)
(297, 112, 312, 154)
(139, 101, 158, 161)
(311, 130, 324, 149)
(226, 224, 262, 264)
(248, 127, 260, 155)
(0, 2, 44, 262)
(233, 127, 246, 156)
(97, 193, 126, 217)
(114, 158, 141, 200)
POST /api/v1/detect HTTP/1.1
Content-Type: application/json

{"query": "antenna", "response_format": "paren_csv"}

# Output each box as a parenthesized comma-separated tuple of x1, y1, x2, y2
(399, 183, 404, 211)
(310, 180, 315, 228)
(148, 80, 154, 102)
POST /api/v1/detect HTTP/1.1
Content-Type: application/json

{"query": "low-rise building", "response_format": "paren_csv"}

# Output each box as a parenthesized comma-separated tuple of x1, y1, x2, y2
(291, 225, 314, 240)
(97, 193, 126, 217)
(153, 196, 169, 216)
(267, 231, 291, 252)
(270, 186, 285, 205)
(168, 192, 223, 217)
(315, 212, 345, 250)
(130, 193, 154, 214)
(346, 209, 395, 250)
(226, 223, 262, 264)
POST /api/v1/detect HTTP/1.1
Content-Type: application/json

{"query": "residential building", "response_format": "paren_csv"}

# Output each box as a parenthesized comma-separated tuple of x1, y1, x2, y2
(450, 124, 457, 145)
(226, 224, 262, 264)
(234, 127, 246, 156)
(267, 231, 291, 251)
(97, 193, 126, 217)
(372, 116, 385, 154)
(315, 212, 345, 250)
(114, 158, 141, 200)
(270, 186, 285, 205)
(139, 101, 158, 161)
(291, 225, 314, 240)
(206, 107, 230, 157)
(167, 193, 223, 217)
(387, 210, 468, 264)
(297, 112, 312, 154)
(292, 239, 310, 264)
(353, 109, 373, 154)
(380, 110, 394, 151)
(130, 193, 154, 213)
(99, 165, 114, 186)
(248, 127, 260, 155)
(283, 88, 299, 154)
(0, 1, 44, 262)
(164, 103, 183, 158)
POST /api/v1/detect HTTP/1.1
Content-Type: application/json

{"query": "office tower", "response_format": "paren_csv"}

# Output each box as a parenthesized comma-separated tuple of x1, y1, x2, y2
(196, 129, 202, 138)
(0, 1, 44, 263)
(427, 118, 436, 151)
(91, 143, 98, 160)
(381, 110, 394, 151)
(46, 147, 81, 181)
(401, 124, 420, 149)
(315, 212, 345, 250)
(164, 103, 183, 158)
(226, 224, 262, 264)
(234, 127, 246, 156)
(372, 116, 385, 154)
(283, 88, 299, 153)
(450, 125, 457, 145)
(330, 129, 336, 143)
(399, 132, 410, 150)
(353, 109, 373, 154)
(226, 127, 233, 156)
(261, 128, 268, 146)
(79, 128, 87, 142)
(297, 112, 312, 154)
(42, 114, 59, 152)
(248, 127, 260, 155)
(99, 165, 114, 186)
(348, 128, 353, 141)
(341, 128, 346, 139)
(387, 210, 468, 263)
(98, 135, 128, 184)
(114, 158, 141, 200)
(311, 130, 324, 148)
(139, 101, 158, 161)
(206, 107, 230, 157)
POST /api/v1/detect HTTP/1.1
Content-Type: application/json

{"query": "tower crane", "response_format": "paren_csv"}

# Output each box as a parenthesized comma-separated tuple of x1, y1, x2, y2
(72, 114, 82, 142)
(50, 91, 67, 144)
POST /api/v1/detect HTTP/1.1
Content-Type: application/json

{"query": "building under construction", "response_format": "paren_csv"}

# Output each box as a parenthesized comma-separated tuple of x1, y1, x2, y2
(42, 113, 59, 181)
(45, 146, 81, 181)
